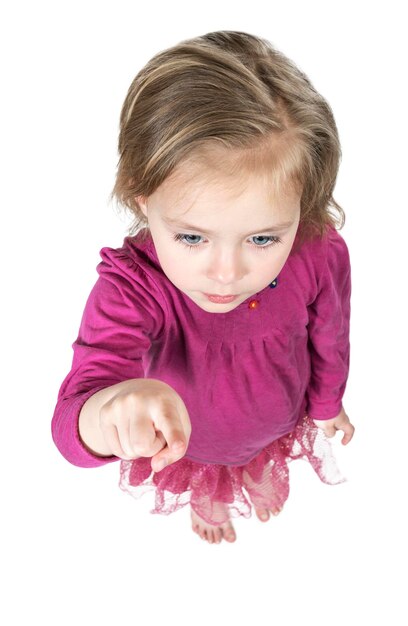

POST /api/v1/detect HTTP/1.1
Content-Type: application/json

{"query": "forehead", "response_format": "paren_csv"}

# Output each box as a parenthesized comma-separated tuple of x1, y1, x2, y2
(153, 162, 301, 221)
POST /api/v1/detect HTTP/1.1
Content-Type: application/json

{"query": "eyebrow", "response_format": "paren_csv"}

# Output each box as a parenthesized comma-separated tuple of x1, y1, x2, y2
(162, 216, 295, 236)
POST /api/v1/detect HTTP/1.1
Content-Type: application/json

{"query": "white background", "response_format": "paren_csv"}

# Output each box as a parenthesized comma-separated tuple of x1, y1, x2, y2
(1, 1, 407, 624)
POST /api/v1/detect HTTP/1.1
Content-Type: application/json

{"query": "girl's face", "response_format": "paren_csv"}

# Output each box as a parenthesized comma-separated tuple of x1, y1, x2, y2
(137, 168, 301, 313)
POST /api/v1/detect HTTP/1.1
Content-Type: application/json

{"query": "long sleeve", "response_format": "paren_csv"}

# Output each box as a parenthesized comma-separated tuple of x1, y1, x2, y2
(51, 246, 166, 467)
(305, 228, 351, 420)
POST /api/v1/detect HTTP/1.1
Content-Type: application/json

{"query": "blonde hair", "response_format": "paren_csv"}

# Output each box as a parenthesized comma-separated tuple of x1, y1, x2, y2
(110, 30, 345, 248)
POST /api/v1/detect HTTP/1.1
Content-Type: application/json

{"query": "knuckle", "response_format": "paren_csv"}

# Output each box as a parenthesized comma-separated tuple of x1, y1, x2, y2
(155, 407, 174, 423)
(109, 391, 142, 411)
(131, 440, 153, 456)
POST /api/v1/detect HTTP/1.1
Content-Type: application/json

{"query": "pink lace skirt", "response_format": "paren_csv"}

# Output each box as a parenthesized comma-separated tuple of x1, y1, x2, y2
(119, 414, 346, 525)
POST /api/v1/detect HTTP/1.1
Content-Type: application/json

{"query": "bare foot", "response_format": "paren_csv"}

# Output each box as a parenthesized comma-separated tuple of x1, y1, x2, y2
(254, 504, 283, 522)
(190, 505, 236, 544)
(242, 467, 284, 523)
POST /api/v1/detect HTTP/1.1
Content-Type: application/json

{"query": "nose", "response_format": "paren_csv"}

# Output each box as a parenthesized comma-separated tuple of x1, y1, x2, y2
(206, 246, 247, 285)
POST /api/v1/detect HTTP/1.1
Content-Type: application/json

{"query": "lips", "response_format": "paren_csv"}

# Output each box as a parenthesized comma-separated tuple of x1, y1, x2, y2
(204, 293, 238, 303)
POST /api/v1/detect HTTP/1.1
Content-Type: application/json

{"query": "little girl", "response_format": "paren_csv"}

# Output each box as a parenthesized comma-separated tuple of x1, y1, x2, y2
(51, 30, 354, 544)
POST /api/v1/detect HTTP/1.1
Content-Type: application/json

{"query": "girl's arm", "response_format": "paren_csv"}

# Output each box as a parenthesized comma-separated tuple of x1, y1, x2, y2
(51, 253, 165, 468)
(306, 228, 352, 422)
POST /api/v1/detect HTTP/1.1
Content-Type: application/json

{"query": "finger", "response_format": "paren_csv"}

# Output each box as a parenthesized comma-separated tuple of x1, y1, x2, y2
(100, 404, 136, 460)
(129, 417, 165, 458)
(151, 438, 186, 473)
(341, 424, 355, 445)
(102, 423, 133, 460)
(151, 427, 188, 472)
(150, 396, 191, 472)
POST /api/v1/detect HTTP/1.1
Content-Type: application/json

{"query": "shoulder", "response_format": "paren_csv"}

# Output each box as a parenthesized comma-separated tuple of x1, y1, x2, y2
(97, 229, 163, 292)
(293, 225, 350, 270)
(321, 226, 351, 279)
(286, 226, 350, 301)
(94, 229, 169, 329)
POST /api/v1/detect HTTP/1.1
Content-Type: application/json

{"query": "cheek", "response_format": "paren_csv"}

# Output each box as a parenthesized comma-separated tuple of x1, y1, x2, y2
(159, 249, 194, 283)
(257, 242, 292, 278)
(276, 240, 294, 266)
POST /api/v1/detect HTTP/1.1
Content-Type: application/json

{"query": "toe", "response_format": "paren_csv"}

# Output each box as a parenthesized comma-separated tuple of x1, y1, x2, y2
(255, 508, 270, 522)
(225, 532, 236, 542)
(198, 528, 206, 541)
(222, 523, 236, 542)
(270, 505, 283, 516)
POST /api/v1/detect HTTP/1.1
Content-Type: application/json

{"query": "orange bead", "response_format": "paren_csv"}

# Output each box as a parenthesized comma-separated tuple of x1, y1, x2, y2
(248, 299, 260, 310)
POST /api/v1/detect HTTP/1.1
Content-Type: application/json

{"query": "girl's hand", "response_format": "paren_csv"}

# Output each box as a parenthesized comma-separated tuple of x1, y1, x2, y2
(99, 378, 192, 473)
(311, 406, 355, 445)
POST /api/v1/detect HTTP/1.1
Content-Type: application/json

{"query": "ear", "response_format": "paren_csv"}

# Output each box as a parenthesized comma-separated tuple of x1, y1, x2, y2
(135, 195, 148, 218)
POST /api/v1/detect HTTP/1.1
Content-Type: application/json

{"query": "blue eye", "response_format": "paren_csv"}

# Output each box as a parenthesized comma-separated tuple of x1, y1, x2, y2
(252, 235, 278, 247)
(172, 233, 282, 250)
(173, 234, 202, 247)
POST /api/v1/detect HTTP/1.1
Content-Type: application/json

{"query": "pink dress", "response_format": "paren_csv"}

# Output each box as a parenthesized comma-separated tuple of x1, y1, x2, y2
(51, 225, 351, 525)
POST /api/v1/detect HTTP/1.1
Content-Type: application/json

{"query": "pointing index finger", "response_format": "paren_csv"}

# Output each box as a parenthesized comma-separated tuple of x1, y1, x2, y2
(151, 433, 187, 472)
